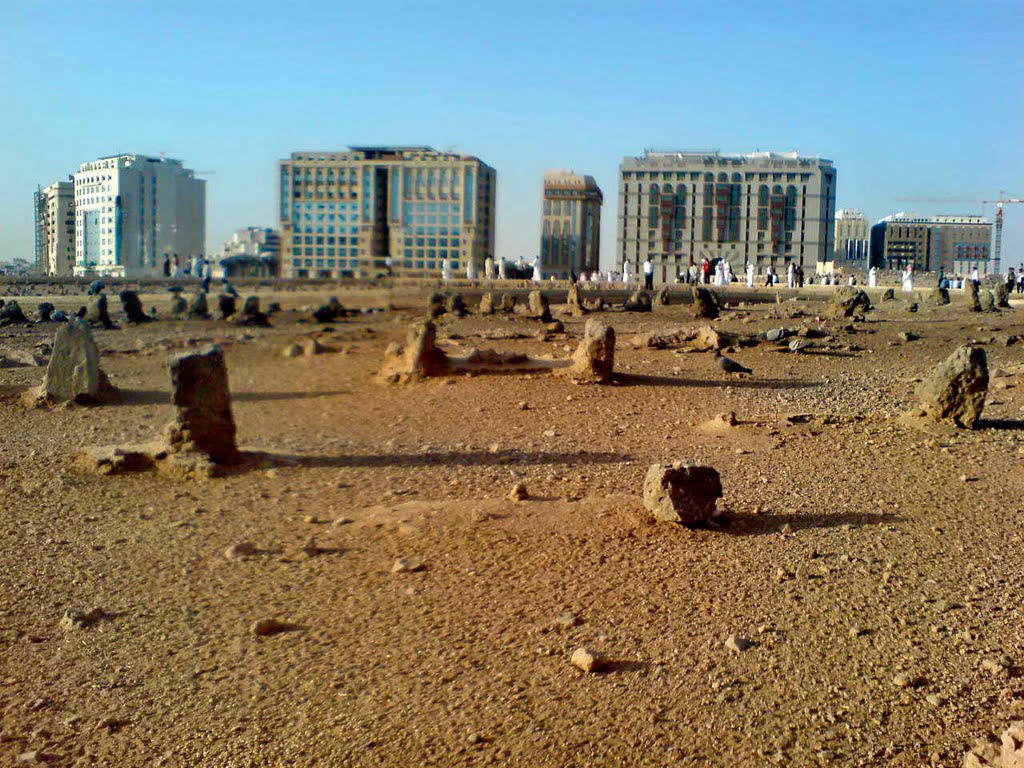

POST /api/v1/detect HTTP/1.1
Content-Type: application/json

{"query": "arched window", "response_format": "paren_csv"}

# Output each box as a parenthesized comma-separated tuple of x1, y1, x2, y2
(663, 183, 673, 194)
(718, 172, 728, 182)
(732, 173, 742, 183)
(758, 185, 769, 205)
(704, 173, 714, 182)
(649, 183, 659, 197)
(773, 185, 783, 195)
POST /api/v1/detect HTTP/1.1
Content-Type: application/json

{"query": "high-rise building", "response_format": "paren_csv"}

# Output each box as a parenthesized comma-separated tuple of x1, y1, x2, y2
(869, 213, 991, 274)
(617, 150, 837, 282)
(72, 154, 206, 278)
(540, 171, 602, 278)
(33, 180, 76, 276)
(278, 146, 496, 279)
(834, 209, 870, 265)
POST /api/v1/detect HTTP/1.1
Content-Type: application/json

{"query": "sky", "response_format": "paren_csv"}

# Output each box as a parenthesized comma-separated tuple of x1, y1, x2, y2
(1, 0, 1021, 270)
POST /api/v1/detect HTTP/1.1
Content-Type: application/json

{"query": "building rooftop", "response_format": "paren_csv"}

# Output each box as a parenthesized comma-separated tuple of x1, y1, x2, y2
(877, 212, 990, 225)
(623, 149, 833, 168)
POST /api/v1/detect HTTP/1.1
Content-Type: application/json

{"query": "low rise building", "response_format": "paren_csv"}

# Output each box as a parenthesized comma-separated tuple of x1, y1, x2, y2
(834, 209, 869, 266)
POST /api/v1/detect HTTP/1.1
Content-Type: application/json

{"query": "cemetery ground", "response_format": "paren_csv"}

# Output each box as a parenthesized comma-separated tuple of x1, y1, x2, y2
(1, 283, 1024, 766)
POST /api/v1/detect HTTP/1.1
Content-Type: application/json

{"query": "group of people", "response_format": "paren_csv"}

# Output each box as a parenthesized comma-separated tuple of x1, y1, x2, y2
(162, 254, 210, 279)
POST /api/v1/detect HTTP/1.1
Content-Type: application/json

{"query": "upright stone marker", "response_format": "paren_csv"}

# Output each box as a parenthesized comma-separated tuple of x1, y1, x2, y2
(561, 318, 615, 384)
(37, 319, 113, 404)
(120, 290, 151, 324)
(915, 344, 988, 429)
(86, 294, 115, 329)
(166, 346, 239, 463)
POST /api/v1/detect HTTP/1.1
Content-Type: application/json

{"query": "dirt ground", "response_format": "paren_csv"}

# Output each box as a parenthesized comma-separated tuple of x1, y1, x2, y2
(1, 282, 1023, 767)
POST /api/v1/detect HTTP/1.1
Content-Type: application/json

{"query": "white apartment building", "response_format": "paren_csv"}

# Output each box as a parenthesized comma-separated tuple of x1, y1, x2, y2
(33, 180, 76, 276)
(73, 154, 206, 278)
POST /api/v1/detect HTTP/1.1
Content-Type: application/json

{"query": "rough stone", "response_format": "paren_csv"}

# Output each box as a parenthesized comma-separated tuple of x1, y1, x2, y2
(119, 290, 151, 324)
(378, 319, 450, 384)
(218, 294, 237, 321)
(478, 292, 495, 315)
(932, 287, 951, 306)
(445, 294, 468, 317)
(828, 287, 872, 319)
(560, 318, 615, 384)
(170, 295, 187, 315)
(497, 294, 517, 313)
(36, 302, 55, 323)
(692, 286, 720, 319)
(427, 292, 446, 318)
(994, 282, 1012, 308)
(165, 345, 239, 463)
(0, 300, 31, 326)
(565, 283, 587, 317)
(391, 558, 424, 573)
(766, 328, 790, 342)
(642, 462, 723, 524)
(224, 541, 257, 560)
(965, 280, 982, 312)
(312, 297, 346, 323)
(980, 290, 997, 313)
(240, 296, 270, 326)
(86, 294, 115, 329)
(915, 344, 988, 429)
(33, 319, 114, 405)
(251, 618, 297, 636)
(507, 482, 529, 501)
(527, 290, 551, 321)
(570, 646, 605, 673)
(188, 292, 211, 319)
(624, 290, 652, 312)
(725, 635, 753, 653)
(655, 287, 670, 306)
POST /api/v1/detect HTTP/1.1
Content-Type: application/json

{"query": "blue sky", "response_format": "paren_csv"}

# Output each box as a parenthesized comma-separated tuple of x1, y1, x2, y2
(1, 0, 1021, 269)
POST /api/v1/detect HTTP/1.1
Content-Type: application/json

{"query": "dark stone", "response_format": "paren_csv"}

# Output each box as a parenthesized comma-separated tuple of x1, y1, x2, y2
(170, 296, 187, 315)
(881, 288, 895, 301)
(240, 296, 270, 326)
(166, 346, 239, 463)
(427, 293, 446, 319)
(692, 286, 720, 319)
(445, 294, 468, 317)
(994, 282, 1011, 308)
(188, 292, 211, 319)
(119, 290, 151, 324)
(1, 300, 33, 326)
(218, 294, 236, 321)
(655, 288, 670, 306)
(86, 294, 115, 329)
(642, 463, 723, 524)
(312, 297, 346, 323)
(37, 302, 55, 323)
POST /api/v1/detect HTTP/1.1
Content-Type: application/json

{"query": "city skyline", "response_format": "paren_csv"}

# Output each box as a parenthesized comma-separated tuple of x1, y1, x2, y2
(1, 0, 1021, 271)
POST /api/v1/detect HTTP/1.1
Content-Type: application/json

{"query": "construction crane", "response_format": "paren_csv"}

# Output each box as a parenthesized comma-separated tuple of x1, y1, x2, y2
(894, 192, 1023, 273)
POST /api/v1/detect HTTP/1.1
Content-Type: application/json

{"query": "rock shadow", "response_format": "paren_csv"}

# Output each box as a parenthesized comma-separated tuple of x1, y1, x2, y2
(597, 660, 650, 675)
(616, 373, 820, 390)
(221, 449, 630, 475)
(116, 389, 351, 406)
(721, 511, 904, 537)
(977, 418, 1024, 431)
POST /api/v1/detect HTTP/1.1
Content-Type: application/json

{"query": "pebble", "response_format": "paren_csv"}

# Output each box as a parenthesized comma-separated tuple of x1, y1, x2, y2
(303, 515, 319, 524)
(925, 693, 946, 707)
(570, 646, 604, 673)
(542, 429, 556, 438)
(224, 541, 256, 560)
(251, 618, 293, 636)
(892, 672, 916, 688)
(725, 635, 753, 653)
(981, 657, 1010, 676)
(332, 517, 354, 526)
(391, 558, 424, 573)
(555, 612, 580, 629)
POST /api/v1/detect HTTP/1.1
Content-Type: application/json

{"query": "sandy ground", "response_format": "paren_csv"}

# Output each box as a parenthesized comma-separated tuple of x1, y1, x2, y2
(2, 282, 1024, 767)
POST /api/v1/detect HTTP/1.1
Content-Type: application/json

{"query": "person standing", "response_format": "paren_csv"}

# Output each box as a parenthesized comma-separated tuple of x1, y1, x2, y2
(723, 259, 733, 285)
(796, 265, 804, 288)
(746, 261, 755, 287)
(867, 266, 877, 287)
(163, 255, 171, 277)
(441, 257, 452, 283)
(498, 259, 507, 280)
(786, 262, 796, 289)
(971, 266, 980, 288)
(902, 264, 915, 292)
(643, 258, 654, 290)
(532, 256, 543, 283)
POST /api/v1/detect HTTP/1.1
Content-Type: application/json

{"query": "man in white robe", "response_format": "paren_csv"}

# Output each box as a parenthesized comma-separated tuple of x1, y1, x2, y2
(441, 258, 452, 283)
(902, 265, 915, 292)
(746, 262, 755, 287)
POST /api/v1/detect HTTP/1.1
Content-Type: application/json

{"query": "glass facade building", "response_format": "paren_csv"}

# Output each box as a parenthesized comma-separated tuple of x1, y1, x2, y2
(278, 147, 496, 279)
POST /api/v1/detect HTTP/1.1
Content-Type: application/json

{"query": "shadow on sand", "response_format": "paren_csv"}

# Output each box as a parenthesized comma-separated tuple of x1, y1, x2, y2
(719, 510, 904, 537)
(615, 373, 820, 390)
(115, 389, 352, 406)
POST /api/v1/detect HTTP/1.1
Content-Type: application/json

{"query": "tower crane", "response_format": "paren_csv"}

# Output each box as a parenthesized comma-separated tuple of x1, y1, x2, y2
(894, 192, 1023, 273)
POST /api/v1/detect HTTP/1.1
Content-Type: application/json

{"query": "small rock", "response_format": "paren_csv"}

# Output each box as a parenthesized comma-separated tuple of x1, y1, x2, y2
(570, 646, 605, 673)
(925, 693, 946, 707)
(224, 541, 257, 560)
(59, 607, 104, 631)
(391, 558, 424, 573)
(508, 482, 529, 502)
(303, 515, 319, 524)
(892, 672, 917, 688)
(555, 612, 580, 629)
(251, 618, 295, 636)
(332, 517, 354, 527)
(724, 634, 753, 653)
